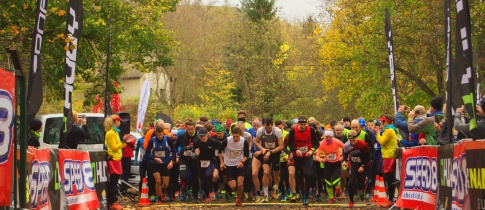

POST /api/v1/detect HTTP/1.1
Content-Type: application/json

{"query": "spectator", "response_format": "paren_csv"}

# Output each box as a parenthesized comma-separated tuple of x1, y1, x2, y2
(28, 119, 43, 149)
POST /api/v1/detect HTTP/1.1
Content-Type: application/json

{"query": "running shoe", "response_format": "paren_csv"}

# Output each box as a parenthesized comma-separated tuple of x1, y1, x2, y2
(349, 201, 354, 208)
(260, 195, 269, 203)
(281, 194, 287, 203)
(329, 198, 335, 204)
(149, 195, 156, 203)
(302, 196, 309, 205)
(236, 198, 244, 207)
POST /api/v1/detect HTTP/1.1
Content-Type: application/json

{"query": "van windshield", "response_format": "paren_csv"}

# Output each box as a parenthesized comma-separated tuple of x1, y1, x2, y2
(44, 117, 105, 145)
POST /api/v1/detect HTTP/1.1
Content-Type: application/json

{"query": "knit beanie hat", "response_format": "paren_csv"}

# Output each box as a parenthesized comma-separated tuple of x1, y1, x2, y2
(430, 96, 444, 111)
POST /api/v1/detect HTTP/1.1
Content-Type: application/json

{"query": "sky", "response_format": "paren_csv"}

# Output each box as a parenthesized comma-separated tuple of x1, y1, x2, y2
(202, 0, 322, 21)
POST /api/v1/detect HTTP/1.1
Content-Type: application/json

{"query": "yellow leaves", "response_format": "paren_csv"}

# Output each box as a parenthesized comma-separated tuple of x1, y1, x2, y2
(10, 4, 16, 8)
(57, 10, 66, 17)
(273, 43, 290, 67)
(2, 13, 6, 18)
(9, 25, 19, 35)
(23, 4, 28, 10)
(20, 27, 28, 32)
(52, 7, 58, 12)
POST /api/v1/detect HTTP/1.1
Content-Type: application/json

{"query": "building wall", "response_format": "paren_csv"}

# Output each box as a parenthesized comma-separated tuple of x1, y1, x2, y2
(120, 72, 170, 101)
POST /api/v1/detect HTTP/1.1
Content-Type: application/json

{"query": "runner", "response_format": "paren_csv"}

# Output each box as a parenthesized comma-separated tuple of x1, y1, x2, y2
(287, 115, 319, 205)
(175, 121, 201, 202)
(275, 120, 291, 202)
(316, 129, 345, 204)
(193, 128, 222, 203)
(343, 130, 371, 208)
(146, 125, 176, 203)
(218, 126, 250, 207)
(253, 117, 284, 202)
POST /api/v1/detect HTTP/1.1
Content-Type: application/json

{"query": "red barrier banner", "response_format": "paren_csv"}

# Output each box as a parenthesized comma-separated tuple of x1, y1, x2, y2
(396, 146, 438, 209)
(465, 140, 485, 210)
(27, 147, 52, 210)
(58, 150, 99, 210)
(0, 67, 15, 206)
(452, 140, 470, 210)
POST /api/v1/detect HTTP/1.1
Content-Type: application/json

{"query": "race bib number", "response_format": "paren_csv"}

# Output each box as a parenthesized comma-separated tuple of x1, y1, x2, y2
(350, 156, 361, 163)
(265, 142, 276, 149)
(155, 151, 166, 158)
(327, 153, 337, 161)
(297, 146, 308, 153)
(200, 160, 210, 168)
(230, 150, 242, 157)
(374, 143, 378, 149)
(184, 150, 193, 157)
(215, 149, 219, 157)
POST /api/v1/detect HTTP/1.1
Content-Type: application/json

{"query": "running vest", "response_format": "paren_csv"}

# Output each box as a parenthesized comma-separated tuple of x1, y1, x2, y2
(223, 136, 245, 166)
(150, 136, 172, 165)
(346, 130, 366, 142)
(292, 126, 312, 155)
(261, 127, 279, 149)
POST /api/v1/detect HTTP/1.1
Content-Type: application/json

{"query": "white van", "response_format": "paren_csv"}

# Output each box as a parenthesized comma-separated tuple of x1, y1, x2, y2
(35, 113, 106, 151)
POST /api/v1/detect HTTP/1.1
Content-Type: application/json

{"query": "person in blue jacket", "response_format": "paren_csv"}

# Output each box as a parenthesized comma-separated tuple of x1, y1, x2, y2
(146, 125, 177, 203)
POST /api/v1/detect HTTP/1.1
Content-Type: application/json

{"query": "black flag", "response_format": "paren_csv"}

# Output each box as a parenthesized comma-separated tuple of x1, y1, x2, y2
(61, 0, 83, 148)
(385, 8, 399, 114)
(27, 0, 49, 123)
(455, 0, 478, 139)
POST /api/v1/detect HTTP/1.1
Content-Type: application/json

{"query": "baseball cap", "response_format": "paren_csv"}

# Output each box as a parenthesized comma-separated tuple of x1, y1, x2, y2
(198, 128, 208, 136)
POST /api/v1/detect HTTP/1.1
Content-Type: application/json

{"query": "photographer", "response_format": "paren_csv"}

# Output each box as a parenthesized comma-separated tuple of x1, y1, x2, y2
(454, 101, 485, 139)
(59, 111, 91, 149)
(407, 96, 444, 146)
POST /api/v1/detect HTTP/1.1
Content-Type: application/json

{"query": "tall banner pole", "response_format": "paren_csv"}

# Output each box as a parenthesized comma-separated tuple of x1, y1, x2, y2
(62, 0, 83, 146)
(27, 0, 48, 123)
(104, 24, 112, 118)
(474, 48, 481, 103)
(455, 0, 478, 139)
(445, 0, 454, 142)
(385, 8, 399, 114)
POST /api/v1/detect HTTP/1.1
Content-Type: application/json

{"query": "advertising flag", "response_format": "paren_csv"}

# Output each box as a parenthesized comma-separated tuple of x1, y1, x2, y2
(0, 67, 15, 206)
(136, 79, 150, 133)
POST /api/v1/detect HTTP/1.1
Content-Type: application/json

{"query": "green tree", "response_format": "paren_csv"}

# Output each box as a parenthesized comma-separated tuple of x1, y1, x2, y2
(240, 0, 277, 22)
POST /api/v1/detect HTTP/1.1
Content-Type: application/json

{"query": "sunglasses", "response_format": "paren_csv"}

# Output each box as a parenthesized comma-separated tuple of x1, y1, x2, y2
(348, 135, 357, 139)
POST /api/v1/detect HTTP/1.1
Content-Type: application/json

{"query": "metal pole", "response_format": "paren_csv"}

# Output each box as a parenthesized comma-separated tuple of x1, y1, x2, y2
(8, 48, 27, 208)
(104, 24, 111, 118)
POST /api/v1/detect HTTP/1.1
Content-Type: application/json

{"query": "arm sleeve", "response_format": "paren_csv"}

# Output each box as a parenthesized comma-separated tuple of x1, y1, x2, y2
(364, 130, 375, 160)
(362, 144, 371, 166)
(453, 113, 470, 135)
(106, 132, 126, 152)
(316, 141, 324, 162)
(288, 129, 296, 152)
(408, 117, 434, 133)
(394, 112, 409, 131)
(169, 139, 177, 162)
(81, 125, 91, 139)
(311, 128, 320, 150)
(146, 138, 154, 161)
(218, 139, 228, 154)
(400, 139, 419, 147)
(244, 140, 249, 158)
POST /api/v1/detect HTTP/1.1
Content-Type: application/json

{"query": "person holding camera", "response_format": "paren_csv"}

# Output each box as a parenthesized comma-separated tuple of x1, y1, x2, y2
(454, 101, 485, 139)
(59, 111, 91, 149)
(407, 96, 444, 146)
(105, 114, 134, 210)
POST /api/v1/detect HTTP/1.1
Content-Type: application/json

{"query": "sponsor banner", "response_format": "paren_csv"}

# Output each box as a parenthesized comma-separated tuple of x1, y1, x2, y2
(0, 67, 15, 206)
(455, 0, 478, 138)
(395, 146, 438, 209)
(89, 151, 109, 210)
(437, 144, 454, 210)
(465, 140, 485, 210)
(27, 0, 49, 122)
(384, 8, 399, 114)
(136, 79, 150, 133)
(452, 140, 470, 210)
(58, 149, 99, 210)
(26, 147, 52, 210)
(63, 0, 83, 142)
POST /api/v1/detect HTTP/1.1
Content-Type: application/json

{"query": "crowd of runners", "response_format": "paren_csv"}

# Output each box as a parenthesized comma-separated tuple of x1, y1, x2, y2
(103, 95, 485, 209)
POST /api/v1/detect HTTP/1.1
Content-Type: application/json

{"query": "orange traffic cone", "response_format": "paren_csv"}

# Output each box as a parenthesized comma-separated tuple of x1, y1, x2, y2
(375, 177, 389, 206)
(370, 175, 380, 202)
(138, 178, 150, 207)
